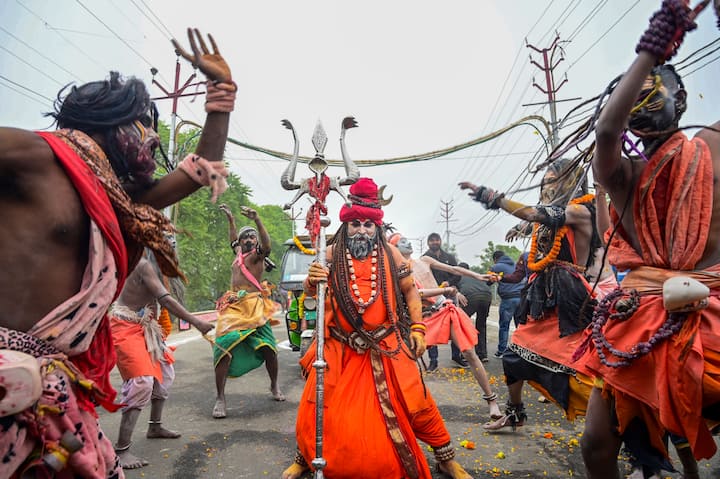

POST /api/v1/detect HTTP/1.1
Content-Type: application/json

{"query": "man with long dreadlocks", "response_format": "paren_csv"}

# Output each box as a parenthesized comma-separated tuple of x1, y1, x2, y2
(459, 156, 601, 431)
(573, 1, 720, 478)
(282, 178, 472, 479)
(0, 29, 234, 478)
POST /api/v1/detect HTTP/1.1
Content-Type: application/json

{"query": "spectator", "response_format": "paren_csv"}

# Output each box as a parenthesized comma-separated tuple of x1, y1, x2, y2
(457, 262, 493, 362)
(422, 233, 466, 369)
(490, 251, 524, 357)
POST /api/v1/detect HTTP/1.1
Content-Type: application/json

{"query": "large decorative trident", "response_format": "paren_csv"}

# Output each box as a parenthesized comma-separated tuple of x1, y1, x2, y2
(280, 117, 360, 478)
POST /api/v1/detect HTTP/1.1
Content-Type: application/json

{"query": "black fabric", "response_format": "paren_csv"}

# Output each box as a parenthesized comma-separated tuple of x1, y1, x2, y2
(517, 263, 595, 337)
(502, 349, 571, 410)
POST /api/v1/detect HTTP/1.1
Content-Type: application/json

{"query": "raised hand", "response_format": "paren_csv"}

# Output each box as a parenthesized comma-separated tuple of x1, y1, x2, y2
(458, 181, 479, 195)
(219, 203, 233, 217)
(460, 182, 504, 209)
(172, 28, 231, 83)
(239, 206, 258, 220)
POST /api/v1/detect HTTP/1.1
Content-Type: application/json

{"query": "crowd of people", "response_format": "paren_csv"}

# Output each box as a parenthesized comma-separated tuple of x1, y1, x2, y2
(1, 2, 720, 478)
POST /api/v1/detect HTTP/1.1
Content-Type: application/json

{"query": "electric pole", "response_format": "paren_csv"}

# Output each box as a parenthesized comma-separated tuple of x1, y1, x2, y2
(286, 207, 304, 238)
(438, 200, 458, 246)
(150, 55, 206, 170)
(524, 34, 579, 148)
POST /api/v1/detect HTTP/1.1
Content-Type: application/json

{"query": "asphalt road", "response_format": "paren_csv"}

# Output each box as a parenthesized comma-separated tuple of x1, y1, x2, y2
(99, 308, 720, 479)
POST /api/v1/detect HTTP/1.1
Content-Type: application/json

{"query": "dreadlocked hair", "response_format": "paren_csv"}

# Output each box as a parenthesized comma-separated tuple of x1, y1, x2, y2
(329, 223, 411, 340)
(46, 71, 152, 185)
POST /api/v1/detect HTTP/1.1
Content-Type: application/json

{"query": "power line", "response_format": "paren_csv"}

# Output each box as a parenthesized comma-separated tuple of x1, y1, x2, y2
(15, 0, 109, 72)
(565, 1, 642, 71)
(128, 0, 172, 40)
(0, 74, 53, 102)
(0, 78, 51, 107)
(0, 44, 64, 87)
(0, 25, 81, 81)
(138, 0, 176, 39)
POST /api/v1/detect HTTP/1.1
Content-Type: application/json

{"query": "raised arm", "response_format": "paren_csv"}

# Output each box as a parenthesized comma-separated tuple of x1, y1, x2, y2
(135, 28, 233, 208)
(593, 52, 656, 190)
(138, 260, 213, 334)
(458, 181, 590, 228)
(219, 204, 239, 249)
(420, 255, 495, 281)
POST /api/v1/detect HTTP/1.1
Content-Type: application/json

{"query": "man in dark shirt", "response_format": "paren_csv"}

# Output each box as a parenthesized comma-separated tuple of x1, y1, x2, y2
(457, 262, 493, 362)
(422, 232, 466, 369)
(490, 251, 524, 357)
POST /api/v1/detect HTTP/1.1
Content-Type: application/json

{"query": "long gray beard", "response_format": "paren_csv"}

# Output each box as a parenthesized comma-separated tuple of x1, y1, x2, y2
(347, 232, 377, 260)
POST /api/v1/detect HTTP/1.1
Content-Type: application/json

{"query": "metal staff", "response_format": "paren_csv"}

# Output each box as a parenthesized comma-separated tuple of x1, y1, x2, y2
(280, 117, 360, 478)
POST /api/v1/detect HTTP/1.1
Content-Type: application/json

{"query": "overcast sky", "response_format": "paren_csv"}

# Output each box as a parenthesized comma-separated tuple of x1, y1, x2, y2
(2, 0, 718, 263)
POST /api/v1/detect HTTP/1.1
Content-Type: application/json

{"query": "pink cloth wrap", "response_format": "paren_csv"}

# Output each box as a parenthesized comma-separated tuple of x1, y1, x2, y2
(205, 80, 237, 113)
(178, 153, 228, 203)
(423, 301, 478, 352)
(0, 224, 123, 478)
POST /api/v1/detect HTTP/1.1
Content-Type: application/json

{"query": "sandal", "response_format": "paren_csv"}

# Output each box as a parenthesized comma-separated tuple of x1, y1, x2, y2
(483, 401, 526, 431)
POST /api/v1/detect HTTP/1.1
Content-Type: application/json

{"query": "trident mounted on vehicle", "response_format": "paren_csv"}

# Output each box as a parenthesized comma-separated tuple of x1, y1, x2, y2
(279, 117, 360, 478)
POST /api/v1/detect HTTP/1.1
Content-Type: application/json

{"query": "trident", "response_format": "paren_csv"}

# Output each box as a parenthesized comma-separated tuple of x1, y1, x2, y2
(280, 117, 360, 478)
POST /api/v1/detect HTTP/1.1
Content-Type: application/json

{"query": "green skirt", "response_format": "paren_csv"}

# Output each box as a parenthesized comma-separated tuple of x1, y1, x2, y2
(213, 322, 278, 378)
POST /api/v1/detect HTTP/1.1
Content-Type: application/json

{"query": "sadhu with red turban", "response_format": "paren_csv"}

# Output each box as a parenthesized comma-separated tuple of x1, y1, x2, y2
(339, 176, 385, 226)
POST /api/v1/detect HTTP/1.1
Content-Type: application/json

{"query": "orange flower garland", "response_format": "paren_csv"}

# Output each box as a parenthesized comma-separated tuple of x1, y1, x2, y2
(527, 194, 595, 272)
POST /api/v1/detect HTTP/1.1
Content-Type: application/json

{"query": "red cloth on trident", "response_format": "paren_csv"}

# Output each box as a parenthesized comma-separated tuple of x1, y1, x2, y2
(339, 177, 384, 225)
(305, 175, 330, 245)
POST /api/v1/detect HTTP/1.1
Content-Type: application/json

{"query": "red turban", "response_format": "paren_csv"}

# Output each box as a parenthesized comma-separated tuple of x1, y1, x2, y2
(339, 177, 384, 225)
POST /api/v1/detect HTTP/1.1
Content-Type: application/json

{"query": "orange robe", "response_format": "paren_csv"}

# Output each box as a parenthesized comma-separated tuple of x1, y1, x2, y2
(295, 252, 448, 478)
(577, 132, 720, 459)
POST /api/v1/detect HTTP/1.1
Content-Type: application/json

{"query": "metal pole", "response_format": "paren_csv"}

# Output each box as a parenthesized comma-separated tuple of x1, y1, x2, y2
(311, 217, 330, 478)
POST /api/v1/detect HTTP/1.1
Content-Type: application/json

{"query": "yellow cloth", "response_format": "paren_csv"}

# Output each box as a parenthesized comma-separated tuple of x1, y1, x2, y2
(215, 291, 267, 337)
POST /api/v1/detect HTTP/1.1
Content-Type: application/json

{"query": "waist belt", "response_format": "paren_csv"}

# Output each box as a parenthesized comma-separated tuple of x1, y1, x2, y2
(330, 325, 395, 354)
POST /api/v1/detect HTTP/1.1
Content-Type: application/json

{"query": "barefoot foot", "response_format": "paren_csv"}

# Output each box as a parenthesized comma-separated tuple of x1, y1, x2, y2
(437, 459, 472, 479)
(281, 462, 309, 479)
(213, 398, 227, 418)
(146, 425, 181, 439)
(117, 450, 149, 469)
(271, 386, 286, 401)
(488, 400, 502, 420)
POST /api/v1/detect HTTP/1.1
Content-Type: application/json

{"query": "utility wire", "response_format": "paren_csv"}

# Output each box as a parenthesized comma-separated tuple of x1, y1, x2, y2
(0, 25, 81, 81)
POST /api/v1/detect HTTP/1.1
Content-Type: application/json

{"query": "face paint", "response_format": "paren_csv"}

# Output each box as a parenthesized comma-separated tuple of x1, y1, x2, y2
(396, 237, 413, 255)
(629, 74, 678, 132)
(114, 119, 160, 183)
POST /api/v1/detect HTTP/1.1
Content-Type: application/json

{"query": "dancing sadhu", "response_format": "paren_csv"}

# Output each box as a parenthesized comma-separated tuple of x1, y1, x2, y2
(389, 233, 502, 420)
(212, 204, 284, 419)
(0, 28, 233, 478)
(283, 178, 472, 479)
(460, 156, 601, 431)
(573, 1, 720, 477)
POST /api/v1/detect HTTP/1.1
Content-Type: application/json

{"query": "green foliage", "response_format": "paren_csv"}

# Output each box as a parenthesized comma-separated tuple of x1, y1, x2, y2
(157, 120, 293, 311)
(476, 241, 523, 272)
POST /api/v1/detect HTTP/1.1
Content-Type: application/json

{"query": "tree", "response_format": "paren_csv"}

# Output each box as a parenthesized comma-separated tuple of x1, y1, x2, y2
(476, 241, 523, 272)
(154, 121, 293, 311)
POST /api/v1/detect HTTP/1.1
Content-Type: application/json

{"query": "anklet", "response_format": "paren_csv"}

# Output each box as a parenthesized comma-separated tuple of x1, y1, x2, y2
(433, 442, 455, 462)
(114, 442, 131, 453)
(482, 392, 498, 402)
(148, 420, 162, 425)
